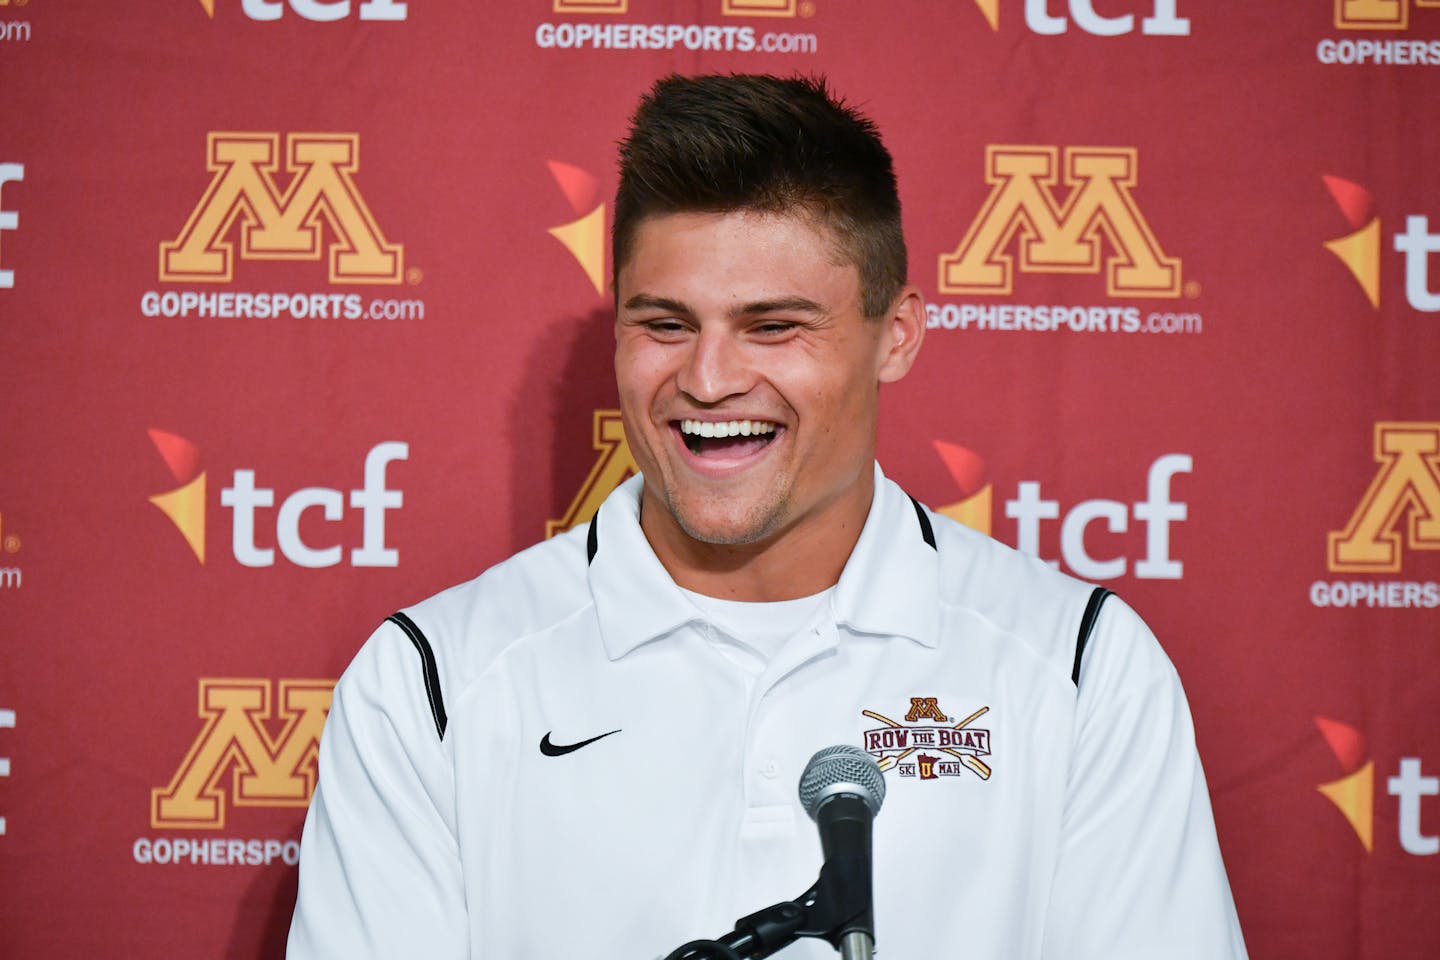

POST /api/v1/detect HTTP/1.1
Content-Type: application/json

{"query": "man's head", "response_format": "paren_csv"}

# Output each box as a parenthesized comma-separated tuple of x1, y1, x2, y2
(611, 75, 925, 598)
(613, 73, 906, 319)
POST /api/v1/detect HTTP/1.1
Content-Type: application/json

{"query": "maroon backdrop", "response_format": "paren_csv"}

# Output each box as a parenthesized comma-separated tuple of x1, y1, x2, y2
(2, 1, 1438, 956)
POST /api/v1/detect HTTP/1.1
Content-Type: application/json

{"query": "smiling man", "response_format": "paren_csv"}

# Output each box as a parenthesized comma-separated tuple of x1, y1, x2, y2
(615, 207, 921, 600)
(289, 75, 1248, 959)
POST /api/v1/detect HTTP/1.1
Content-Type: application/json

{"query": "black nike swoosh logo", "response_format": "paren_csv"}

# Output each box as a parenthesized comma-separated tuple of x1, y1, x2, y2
(539, 729, 621, 757)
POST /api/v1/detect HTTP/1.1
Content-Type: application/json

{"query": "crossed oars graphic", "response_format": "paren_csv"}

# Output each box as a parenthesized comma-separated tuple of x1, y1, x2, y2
(862, 706, 992, 780)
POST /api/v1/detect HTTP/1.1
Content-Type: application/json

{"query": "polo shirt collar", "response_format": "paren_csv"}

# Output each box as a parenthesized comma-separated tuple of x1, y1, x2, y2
(588, 475, 702, 661)
(831, 463, 941, 649)
(587, 465, 941, 661)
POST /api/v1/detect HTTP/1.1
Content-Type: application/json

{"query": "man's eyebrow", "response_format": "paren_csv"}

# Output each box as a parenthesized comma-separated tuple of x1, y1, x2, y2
(731, 296, 827, 318)
(622, 294, 691, 314)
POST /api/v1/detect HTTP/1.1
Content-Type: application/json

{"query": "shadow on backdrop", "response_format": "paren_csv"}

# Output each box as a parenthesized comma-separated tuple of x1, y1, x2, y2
(227, 817, 302, 958)
(512, 305, 622, 550)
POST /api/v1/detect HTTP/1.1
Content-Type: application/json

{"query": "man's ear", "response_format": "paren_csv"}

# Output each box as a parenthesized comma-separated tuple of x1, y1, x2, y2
(877, 285, 927, 384)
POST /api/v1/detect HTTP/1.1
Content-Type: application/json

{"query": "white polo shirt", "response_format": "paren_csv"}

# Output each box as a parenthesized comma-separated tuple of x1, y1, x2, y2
(289, 466, 1247, 959)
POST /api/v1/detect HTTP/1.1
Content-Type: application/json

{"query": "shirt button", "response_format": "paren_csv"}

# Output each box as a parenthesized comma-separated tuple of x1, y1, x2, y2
(761, 760, 779, 779)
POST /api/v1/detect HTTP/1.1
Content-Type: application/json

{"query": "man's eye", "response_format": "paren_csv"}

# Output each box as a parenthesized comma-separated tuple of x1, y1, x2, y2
(755, 321, 799, 336)
(645, 319, 687, 335)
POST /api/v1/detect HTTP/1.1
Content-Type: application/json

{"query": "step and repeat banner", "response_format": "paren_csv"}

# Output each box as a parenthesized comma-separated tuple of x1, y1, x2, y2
(2, 1, 1438, 957)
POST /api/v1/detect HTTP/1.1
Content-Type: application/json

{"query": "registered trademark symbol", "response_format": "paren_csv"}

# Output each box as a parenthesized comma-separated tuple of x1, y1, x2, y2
(4, 535, 19, 553)
(800, 0, 815, 16)
(406, 267, 423, 285)
(1183, 280, 1201, 299)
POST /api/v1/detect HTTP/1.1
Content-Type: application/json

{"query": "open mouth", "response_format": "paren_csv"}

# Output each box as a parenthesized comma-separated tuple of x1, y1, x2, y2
(677, 418, 779, 459)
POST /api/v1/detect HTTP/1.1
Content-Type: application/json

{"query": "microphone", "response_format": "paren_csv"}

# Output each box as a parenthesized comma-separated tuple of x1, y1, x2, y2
(798, 745, 886, 960)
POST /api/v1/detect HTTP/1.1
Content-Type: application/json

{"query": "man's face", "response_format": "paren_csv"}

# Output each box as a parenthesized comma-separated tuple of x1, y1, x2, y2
(615, 209, 911, 552)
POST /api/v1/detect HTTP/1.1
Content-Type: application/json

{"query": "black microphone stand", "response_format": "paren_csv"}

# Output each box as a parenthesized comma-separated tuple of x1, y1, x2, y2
(660, 824, 872, 960)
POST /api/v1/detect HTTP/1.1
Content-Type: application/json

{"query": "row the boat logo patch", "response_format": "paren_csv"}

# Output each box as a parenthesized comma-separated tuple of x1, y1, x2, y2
(862, 697, 992, 781)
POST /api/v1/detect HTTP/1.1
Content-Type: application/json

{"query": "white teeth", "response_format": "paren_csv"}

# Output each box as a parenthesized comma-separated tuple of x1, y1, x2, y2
(680, 419, 778, 439)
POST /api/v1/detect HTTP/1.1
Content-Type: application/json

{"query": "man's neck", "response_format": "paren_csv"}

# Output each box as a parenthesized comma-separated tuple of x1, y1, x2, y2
(638, 475, 874, 602)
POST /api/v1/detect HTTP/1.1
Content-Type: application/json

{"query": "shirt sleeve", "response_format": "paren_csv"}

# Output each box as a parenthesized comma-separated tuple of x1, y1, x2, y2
(1041, 597, 1248, 960)
(287, 621, 468, 959)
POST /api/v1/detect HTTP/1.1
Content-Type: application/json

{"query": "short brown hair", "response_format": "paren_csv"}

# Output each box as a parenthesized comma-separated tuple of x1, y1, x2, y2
(613, 73, 907, 318)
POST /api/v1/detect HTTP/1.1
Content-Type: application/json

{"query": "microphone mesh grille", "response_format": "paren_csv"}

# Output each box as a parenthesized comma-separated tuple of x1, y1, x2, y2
(798, 744, 886, 819)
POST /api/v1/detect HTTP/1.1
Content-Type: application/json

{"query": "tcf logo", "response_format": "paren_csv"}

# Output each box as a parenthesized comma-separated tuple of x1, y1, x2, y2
(1316, 716, 1440, 856)
(932, 441, 1192, 581)
(147, 429, 408, 568)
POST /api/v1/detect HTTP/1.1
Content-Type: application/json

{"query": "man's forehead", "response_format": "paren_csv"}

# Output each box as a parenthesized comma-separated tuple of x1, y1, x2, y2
(619, 208, 860, 293)
(638, 204, 848, 250)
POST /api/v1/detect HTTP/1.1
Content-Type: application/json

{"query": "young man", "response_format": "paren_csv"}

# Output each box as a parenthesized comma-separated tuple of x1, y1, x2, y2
(288, 75, 1247, 958)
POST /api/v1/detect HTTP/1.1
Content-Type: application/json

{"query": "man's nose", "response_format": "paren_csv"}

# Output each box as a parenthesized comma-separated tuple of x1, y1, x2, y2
(676, 329, 754, 404)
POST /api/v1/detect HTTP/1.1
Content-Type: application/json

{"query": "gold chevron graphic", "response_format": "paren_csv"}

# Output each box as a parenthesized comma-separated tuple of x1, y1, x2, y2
(150, 472, 207, 565)
(548, 203, 607, 296)
(1323, 217, 1381, 309)
(1317, 760, 1374, 852)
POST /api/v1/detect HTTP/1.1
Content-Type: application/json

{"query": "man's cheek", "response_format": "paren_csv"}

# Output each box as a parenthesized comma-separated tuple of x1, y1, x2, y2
(616, 407, 660, 472)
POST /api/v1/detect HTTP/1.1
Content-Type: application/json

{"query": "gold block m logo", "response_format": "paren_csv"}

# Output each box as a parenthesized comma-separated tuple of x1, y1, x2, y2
(546, 410, 638, 538)
(905, 697, 947, 722)
(1329, 423, 1440, 573)
(160, 133, 403, 284)
(940, 145, 1181, 298)
(151, 678, 334, 830)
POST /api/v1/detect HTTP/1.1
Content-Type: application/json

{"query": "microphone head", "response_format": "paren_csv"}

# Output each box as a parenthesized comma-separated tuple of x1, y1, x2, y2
(798, 744, 886, 820)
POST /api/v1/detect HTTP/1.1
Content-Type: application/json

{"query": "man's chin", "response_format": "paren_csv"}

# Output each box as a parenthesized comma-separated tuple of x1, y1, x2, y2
(665, 497, 785, 548)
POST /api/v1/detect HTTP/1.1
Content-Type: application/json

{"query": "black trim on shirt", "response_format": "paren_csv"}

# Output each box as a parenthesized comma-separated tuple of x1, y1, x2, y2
(1071, 587, 1113, 688)
(908, 495, 937, 550)
(586, 512, 599, 565)
(386, 611, 448, 741)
